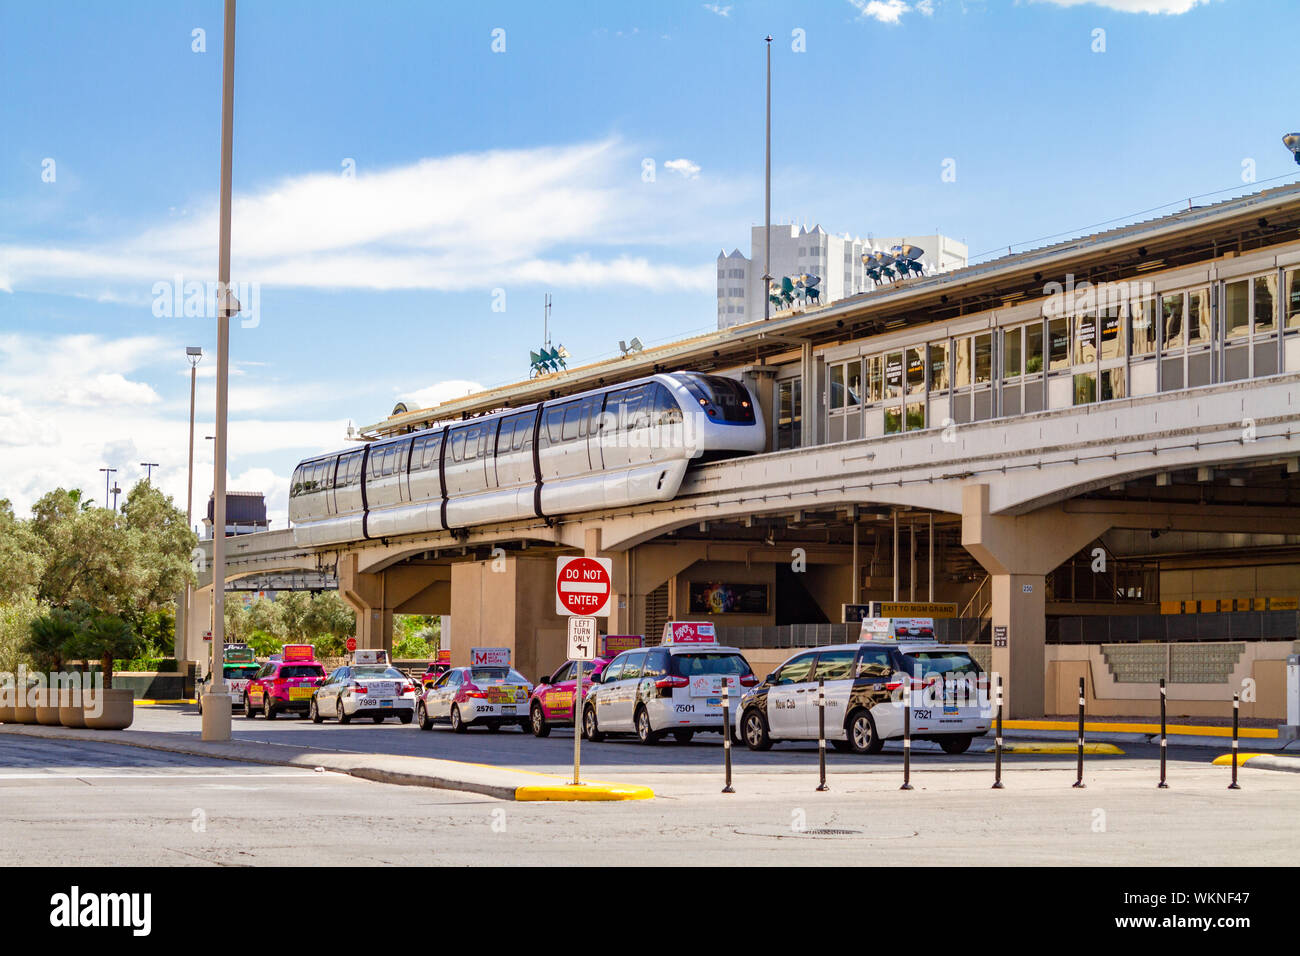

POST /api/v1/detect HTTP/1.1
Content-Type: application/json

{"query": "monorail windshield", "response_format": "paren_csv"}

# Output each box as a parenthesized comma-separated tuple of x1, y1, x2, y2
(685, 375, 755, 423)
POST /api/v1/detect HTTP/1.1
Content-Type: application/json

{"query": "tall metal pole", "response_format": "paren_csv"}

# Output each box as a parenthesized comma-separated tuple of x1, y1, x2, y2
(892, 510, 899, 602)
(762, 35, 772, 322)
(185, 348, 200, 671)
(203, 0, 237, 741)
(928, 512, 935, 602)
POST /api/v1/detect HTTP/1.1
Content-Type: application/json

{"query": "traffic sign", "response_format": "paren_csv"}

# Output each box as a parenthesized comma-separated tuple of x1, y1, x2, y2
(567, 617, 597, 661)
(346, 637, 357, 652)
(555, 556, 613, 617)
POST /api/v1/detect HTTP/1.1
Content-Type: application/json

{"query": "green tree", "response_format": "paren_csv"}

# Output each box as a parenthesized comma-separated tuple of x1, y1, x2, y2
(0, 499, 46, 603)
(303, 591, 355, 642)
(23, 607, 82, 672)
(70, 611, 142, 689)
(276, 591, 312, 640)
(246, 597, 287, 638)
(0, 597, 45, 674)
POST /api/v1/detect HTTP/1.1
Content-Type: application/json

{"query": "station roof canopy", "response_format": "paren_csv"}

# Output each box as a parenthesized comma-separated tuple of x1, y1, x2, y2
(361, 181, 1300, 439)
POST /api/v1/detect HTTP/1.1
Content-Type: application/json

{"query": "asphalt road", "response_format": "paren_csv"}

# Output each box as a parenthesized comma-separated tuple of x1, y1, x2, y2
(2, 730, 1296, 866)
(134, 703, 1222, 779)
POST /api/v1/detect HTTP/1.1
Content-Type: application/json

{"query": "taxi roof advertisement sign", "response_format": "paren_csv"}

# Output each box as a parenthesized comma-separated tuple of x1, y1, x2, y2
(282, 643, 315, 662)
(471, 647, 511, 667)
(353, 649, 389, 665)
(858, 618, 936, 641)
(661, 621, 717, 645)
(602, 634, 644, 657)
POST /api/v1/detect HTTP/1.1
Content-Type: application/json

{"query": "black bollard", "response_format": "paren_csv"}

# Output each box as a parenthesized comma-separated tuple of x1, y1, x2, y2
(721, 681, 734, 794)
(992, 673, 1004, 790)
(1072, 677, 1086, 789)
(816, 679, 828, 792)
(1158, 678, 1169, 789)
(1229, 692, 1241, 791)
(900, 676, 914, 791)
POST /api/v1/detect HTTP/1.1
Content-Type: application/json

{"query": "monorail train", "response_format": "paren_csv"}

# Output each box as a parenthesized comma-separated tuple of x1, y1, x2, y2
(288, 372, 766, 547)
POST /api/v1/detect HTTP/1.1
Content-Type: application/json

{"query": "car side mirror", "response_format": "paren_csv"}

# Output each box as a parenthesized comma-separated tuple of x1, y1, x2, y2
(765, 673, 777, 685)
(589, 671, 602, 684)
(538, 675, 550, 686)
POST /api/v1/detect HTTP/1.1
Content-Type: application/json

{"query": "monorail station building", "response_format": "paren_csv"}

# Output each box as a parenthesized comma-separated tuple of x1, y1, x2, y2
(190, 182, 1300, 720)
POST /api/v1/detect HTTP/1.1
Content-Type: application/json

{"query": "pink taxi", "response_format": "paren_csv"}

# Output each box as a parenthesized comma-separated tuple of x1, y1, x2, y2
(243, 644, 327, 719)
(528, 657, 611, 737)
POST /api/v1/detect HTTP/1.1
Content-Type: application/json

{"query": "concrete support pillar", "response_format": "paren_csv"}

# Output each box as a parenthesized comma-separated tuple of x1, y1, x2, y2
(585, 527, 631, 636)
(186, 586, 214, 676)
(339, 555, 451, 655)
(961, 484, 1111, 719)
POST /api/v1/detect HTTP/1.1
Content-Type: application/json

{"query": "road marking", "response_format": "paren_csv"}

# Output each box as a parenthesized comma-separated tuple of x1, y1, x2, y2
(0, 772, 327, 780)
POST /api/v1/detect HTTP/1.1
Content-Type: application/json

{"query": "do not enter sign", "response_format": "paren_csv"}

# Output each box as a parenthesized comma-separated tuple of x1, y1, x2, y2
(556, 556, 613, 618)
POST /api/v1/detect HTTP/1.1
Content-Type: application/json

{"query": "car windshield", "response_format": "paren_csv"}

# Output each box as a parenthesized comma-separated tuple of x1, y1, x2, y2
(354, 666, 405, 679)
(669, 653, 752, 677)
(470, 667, 525, 684)
(278, 665, 325, 679)
(902, 651, 980, 678)
(223, 665, 259, 679)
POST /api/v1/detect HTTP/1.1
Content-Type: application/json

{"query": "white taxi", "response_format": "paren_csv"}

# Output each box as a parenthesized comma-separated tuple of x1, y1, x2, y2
(581, 622, 757, 745)
(310, 650, 418, 724)
(734, 618, 991, 755)
(416, 665, 533, 732)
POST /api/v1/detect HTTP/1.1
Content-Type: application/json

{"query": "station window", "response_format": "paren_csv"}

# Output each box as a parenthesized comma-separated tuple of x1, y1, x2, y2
(927, 342, 948, 390)
(1255, 274, 1277, 333)
(906, 347, 925, 396)
(1287, 269, 1300, 329)
(973, 334, 992, 385)
(1162, 293, 1185, 350)
(1073, 312, 1097, 365)
(1048, 318, 1070, 371)
(885, 352, 904, 399)
(829, 360, 861, 410)
(1099, 306, 1122, 360)
(1026, 322, 1044, 373)
(1129, 297, 1157, 356)
(865, 355, 884, 402)
(1225, 280, 1250, 338)
(953, 338, 972, 387)
(1003, 327, 1023, 378)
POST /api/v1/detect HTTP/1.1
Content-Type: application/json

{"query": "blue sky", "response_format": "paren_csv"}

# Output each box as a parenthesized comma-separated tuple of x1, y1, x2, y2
(0, 0, 1294, 525)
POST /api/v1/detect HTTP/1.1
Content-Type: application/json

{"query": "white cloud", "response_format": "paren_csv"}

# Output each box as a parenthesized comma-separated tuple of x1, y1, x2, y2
(401, 380, 487, 411)
(703, 3, 733, 16)
(664, 158, 702, 180)
(1, 139, 739, 299)
(850, 0, 915, 24)
(0, 331, 346, 523)
(1031, 0, 1211, 11)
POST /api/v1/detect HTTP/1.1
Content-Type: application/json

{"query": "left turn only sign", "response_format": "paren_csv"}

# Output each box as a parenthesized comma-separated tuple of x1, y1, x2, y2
(556, 556, 613, 617)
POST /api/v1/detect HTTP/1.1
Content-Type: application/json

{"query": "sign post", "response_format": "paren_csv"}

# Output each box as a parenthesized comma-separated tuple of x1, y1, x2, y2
(555, 557, 612, 789)
(568, 617, 597, 786)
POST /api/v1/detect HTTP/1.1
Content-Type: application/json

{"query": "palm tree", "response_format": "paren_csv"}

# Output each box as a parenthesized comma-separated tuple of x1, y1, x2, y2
(71, 613, 141, 690)
(23, 609, 78, 672)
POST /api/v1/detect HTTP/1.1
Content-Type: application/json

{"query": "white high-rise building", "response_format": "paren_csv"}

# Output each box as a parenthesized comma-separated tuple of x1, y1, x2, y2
(717, 223, 968, 329)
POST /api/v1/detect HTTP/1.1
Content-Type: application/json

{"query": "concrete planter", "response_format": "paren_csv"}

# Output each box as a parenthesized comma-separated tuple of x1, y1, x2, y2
(34, 688, 62, 726)
(13, 686, 38, 724)
(57, 689, 87, 729)
(83, 688, 134, 730)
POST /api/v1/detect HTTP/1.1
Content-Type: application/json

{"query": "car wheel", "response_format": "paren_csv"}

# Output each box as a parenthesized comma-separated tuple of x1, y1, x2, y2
(262, 695, 276, 720)
(372, 715, 385, 724)
(530, 703, 551, 737)
(672, 730, 694, 744)
(518, 720, 530, 732)
(416, 701, 432, 731)
(244, 694, 256, 718)
(196, 695, 203, 716)
(398, 711, 412, 725)
(582, 705, 604, 742)
(450, 705, 467, 733)
(742, 709, 772, 751)
(847, 709, 883, 755)
(337, 698, 351, 725)
(486, 721, 501, 733)
(310, 698, 323, 724)
(634, 706, 660, 744)
(939, 735, 973, 755)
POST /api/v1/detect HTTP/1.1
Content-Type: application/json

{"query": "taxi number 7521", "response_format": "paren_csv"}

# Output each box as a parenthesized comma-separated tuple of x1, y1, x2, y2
(913, 709, 932, 720)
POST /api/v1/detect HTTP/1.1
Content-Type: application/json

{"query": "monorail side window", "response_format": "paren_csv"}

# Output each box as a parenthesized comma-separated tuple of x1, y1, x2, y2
(449, 429, 466, 462)
(562, 404, 582, 441)
(652, 384, 683, 424)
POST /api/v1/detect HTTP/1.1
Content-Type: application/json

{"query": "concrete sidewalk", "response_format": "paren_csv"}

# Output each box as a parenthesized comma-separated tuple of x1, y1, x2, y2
(0, 723, 651, 801)
(1002, 719, 1300, 751)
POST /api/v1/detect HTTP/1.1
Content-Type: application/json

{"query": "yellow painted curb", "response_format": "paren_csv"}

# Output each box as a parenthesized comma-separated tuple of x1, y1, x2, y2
(515, 783, 654, 802)
(986, 742, 1125, 755)
(1211, 753, 1266, 766)
(135, 699, 196, 706)
(1004, 719, 1276, 739)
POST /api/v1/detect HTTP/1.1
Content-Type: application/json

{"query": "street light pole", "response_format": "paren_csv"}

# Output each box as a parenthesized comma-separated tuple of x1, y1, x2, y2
(203, 0, 237, 742)
(140, 462, 159, 483)
(99, 467, 116, 511)
(762, 34, 772, 323)
(184, 346, 202, 675)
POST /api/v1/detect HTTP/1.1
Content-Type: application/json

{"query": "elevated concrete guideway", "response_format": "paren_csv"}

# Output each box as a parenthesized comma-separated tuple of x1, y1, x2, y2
(190, 373, 1300, 717)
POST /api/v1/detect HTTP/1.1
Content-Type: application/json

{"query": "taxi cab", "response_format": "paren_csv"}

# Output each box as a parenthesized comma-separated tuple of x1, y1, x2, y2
(196, 643, 259, 714)
(416, 665, 533, 732)
(581, 623, 756, 745)
(735, 618, 991, 755)
(310, 649, 418, 724)
(243, 644, 328, 719)
(528, 656, 611, 737)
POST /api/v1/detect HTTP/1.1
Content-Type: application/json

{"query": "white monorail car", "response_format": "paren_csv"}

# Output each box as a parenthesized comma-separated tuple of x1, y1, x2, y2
(288, 372, 766, 547)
